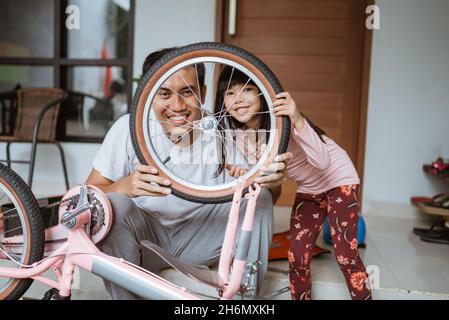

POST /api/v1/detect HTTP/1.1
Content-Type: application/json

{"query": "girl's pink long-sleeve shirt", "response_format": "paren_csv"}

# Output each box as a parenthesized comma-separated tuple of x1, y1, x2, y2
(286, 119, 360, 194)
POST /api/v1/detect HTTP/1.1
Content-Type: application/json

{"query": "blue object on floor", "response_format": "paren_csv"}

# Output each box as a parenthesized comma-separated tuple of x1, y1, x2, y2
(323, 215, 366, 246)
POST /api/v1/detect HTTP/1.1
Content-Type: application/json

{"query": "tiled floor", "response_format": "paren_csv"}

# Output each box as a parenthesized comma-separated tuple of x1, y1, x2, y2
(361, 215, 449, 295)
(263, 206, 449, 299)
(16, 204, 449, 300)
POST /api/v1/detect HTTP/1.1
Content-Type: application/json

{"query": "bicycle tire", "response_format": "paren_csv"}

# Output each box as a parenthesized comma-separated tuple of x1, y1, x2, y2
(130, 42, 290, 203)
(0, 163, 44, 300)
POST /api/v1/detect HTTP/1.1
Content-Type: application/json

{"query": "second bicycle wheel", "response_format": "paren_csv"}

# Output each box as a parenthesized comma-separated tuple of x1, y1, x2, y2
(130, 42, 290, 203)
(0, 163, 44, 299)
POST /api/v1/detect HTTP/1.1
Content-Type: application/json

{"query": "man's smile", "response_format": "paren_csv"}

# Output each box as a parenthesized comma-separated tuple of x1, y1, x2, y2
(165, 112, 191, 125)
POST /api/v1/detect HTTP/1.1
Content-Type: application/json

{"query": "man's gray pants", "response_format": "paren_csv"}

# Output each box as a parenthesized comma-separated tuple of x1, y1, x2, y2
(100, 188, 274, 300)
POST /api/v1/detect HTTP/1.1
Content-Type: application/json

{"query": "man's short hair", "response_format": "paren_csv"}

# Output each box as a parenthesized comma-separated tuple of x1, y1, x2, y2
(142, 47, 205, 87)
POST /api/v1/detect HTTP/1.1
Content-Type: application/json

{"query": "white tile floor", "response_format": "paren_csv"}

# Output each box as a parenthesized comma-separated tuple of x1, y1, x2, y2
(19, 204, 449, 300)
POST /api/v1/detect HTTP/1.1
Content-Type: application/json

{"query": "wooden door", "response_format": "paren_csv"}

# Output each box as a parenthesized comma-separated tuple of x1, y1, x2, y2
(217, 0, 371, 206)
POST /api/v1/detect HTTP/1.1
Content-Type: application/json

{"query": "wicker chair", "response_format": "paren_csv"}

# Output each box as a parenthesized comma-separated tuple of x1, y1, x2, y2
(0, 90, 18, 137)
(0, 88, 69, 190)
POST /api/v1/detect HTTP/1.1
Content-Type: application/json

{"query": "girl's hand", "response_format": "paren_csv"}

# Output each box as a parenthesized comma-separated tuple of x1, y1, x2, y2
(272, 92, 302, 124)
(225, 164, 248, 178)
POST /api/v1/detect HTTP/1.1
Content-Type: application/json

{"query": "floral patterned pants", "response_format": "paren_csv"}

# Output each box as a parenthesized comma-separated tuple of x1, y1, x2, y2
(288, 185, 372, 300)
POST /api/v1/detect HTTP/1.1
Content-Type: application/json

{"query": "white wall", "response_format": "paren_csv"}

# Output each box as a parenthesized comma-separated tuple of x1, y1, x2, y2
(133, 0, 216, 79)
(0, 142, 99, 198)
(362, 0, 449, 213)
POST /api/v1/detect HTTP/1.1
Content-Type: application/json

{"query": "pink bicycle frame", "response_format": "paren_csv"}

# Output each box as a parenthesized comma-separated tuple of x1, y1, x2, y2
(0, 181, 261, 300)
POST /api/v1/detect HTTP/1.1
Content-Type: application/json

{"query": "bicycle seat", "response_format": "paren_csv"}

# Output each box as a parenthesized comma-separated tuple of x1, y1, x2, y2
(140, 240, 224, 289)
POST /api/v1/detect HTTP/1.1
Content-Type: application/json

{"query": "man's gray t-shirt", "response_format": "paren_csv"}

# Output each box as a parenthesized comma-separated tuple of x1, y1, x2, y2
(92, 114, 231, 226)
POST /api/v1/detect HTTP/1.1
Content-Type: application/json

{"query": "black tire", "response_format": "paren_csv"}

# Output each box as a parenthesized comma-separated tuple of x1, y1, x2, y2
(0, 163, 44, 300)
(130, 42, 291, 203)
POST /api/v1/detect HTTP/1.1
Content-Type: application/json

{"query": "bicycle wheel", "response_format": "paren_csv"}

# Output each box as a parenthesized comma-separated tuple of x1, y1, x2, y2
(0, 163, 44, 299)
(130, 42, 290, 203)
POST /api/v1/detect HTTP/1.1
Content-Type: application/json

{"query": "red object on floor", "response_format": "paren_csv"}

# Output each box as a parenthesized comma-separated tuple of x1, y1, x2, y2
(410, 193, 448, 208)
(101, 42, 112, 98)
(269, 231, 330, 261)
(410, 196, 433, 208)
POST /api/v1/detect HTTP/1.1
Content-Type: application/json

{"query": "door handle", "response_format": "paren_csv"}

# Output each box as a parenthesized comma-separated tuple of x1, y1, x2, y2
(228, 0, 237, 36)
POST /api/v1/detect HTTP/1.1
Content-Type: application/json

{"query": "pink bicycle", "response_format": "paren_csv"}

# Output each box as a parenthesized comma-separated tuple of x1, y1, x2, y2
(0, 163, 262, 299)
(0, 43, 290, 300)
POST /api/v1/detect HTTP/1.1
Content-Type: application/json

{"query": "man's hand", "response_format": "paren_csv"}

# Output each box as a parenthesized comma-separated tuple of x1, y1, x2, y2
(115, 165, 172, 197)
(254, 152, 293, 189)
(86, 165, 171, 197)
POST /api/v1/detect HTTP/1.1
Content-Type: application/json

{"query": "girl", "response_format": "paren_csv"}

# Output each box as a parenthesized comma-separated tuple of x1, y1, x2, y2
(214, 67, 372, 300)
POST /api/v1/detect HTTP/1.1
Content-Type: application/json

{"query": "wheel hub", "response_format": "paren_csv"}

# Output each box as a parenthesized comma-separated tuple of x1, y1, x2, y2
(199, 116, 218, 133)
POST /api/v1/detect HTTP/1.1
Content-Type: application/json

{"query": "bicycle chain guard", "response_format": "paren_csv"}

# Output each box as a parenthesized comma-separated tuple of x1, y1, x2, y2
(31, 185, 113, 255)
(57, 185, 113, 244)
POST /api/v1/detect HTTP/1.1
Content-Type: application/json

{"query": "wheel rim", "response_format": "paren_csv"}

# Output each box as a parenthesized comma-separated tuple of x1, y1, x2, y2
(141, 56, 277, 192)
(133, 46, 286, 203)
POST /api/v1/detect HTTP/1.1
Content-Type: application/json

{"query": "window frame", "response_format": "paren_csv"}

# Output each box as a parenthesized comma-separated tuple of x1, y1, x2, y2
(0, 0, 135, 143)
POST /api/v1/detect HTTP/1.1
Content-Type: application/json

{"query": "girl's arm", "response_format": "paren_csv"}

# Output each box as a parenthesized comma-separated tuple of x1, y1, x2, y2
(273, 92, 331, 171)
(292, 119, 331, 171)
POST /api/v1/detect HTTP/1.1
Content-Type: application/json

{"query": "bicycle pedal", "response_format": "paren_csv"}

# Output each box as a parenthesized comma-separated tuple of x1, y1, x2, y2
(42, 288, 71, 300)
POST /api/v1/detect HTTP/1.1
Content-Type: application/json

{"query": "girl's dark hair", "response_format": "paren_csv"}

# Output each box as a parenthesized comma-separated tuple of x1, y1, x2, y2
(300, 113, 327, 143)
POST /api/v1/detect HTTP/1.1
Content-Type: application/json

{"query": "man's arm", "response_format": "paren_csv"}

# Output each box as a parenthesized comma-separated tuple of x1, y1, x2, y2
(86, 165, 172, 198)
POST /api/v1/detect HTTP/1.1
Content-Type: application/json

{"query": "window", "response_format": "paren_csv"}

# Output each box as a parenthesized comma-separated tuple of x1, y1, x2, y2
(0, 0, 135, 142)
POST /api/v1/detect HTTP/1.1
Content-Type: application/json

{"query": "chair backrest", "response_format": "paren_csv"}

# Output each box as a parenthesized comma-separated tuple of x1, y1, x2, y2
(0, 90, 19, 136)
(65, 90, 112, 119)
(15, 88, 64, 141)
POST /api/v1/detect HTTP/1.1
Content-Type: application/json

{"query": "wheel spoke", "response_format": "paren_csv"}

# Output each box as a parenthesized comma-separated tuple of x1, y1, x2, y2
(220, 110, 271, 117)
(209, 131, 246, 166)
(211, 66, 235, 120)
(1, 225, 23, 236)
(163, 83, 204, 115)
(195, 64, 202, 106)
(0, 192, 7, 203)
(155, 127, 195, 161)
(177, 70, 202, 108)
(0, 207, 18, 216)
(149, 118, 195, 130)
(203, 62, 217, 116)
(213, 92, 264, 118)
(0, 243, 23, 264)
(151, 99, 197, 127)
(149, 127, 192, 141)
(212, 66, 235, 118)
(134, 46, 283, 201)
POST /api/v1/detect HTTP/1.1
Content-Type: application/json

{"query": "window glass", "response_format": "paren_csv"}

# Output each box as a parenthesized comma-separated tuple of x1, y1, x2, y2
(0, 0, 54, 58)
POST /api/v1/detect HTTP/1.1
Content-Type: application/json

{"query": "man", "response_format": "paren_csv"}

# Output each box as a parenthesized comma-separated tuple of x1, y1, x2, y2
(86, 48, 292, 299)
